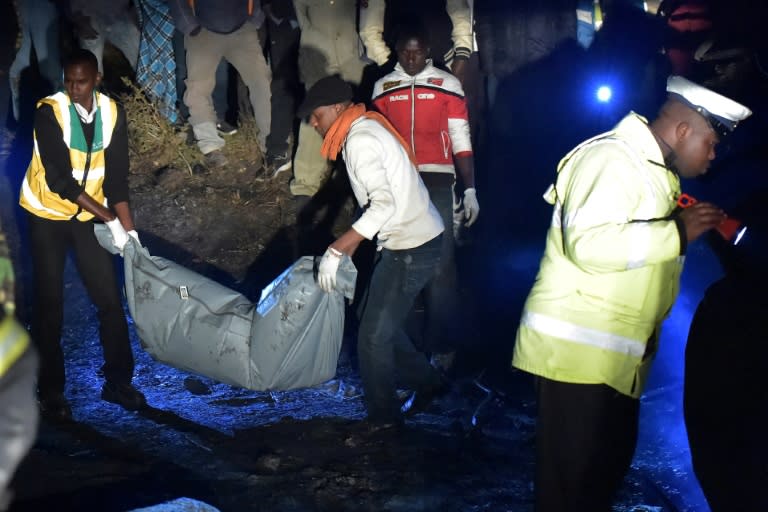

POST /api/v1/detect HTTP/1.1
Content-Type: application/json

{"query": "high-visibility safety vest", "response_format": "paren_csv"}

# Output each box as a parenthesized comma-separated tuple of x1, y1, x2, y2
(513, 113, 684, 398)
(19, 91, 118, 222)
(0, 315, 29, 378)
(188, 0, 254, 16)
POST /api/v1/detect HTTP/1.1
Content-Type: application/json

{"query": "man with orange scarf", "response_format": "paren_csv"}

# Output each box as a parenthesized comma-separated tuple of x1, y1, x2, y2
(297, 75, 446, 429)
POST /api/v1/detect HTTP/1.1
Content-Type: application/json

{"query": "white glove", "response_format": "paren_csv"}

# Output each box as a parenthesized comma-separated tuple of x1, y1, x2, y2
(105, 218, 129, 254)
(317, 247, 343, 293)
(463, 188, 480, 227)
(127, 230, 141, 246)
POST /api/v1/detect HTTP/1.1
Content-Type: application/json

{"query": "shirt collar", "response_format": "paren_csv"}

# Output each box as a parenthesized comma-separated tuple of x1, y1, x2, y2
(73, 94, 98, 124)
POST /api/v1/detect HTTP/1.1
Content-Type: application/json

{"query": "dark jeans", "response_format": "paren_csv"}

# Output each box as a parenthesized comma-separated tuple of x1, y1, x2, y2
(265, 18, 300, 157)
(535, 377, 639, 512)
(27, 215, 134, 398)
(357, 235, 443, 423)
(419, 173, 461, 353)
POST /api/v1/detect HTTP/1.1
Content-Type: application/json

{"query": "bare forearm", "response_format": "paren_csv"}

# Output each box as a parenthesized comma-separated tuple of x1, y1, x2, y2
(454, 154, 475, 189)
(75, 192, 114, 222)
(330, 228, 365, 256)
(75, 194, 134, 230)
(112, 201, 135, 231)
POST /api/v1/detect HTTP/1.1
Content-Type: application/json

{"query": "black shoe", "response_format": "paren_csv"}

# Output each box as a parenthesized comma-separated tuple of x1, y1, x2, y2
(39, 394, 72, 422)
(216, 120, 238, 136)
(402, 380, 450, 417)
(266, 151, 292, 178)
(101, 382, 147, 411)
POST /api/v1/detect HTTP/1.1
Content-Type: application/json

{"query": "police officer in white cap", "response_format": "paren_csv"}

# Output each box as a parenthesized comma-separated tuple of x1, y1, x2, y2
(511, 76, 751, 511)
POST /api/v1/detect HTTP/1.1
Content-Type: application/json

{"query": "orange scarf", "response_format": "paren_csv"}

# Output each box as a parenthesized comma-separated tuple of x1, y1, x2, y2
(320, 103, 417, 165)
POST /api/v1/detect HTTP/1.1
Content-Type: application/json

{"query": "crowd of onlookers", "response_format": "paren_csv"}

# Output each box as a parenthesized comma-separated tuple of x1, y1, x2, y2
(9, 1, 724, 186)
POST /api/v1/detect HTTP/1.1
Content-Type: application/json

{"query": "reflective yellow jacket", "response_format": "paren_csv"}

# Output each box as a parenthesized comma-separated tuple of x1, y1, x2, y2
(513, 113, 684, 398)
(19, 91, 118, 221)
(0, 316, 29, 378)
(0, 227, 28, 377)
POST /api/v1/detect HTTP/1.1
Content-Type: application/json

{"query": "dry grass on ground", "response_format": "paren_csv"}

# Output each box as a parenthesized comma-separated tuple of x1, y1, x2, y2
(119, 82, 298, 279)
(120, 78, 266, 176)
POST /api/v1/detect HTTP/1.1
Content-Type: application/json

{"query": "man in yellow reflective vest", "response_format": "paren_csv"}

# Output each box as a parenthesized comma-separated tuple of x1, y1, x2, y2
(512, 76, 751, 511)
(0, 219, 38, 510)
(19, 49, 146, 421)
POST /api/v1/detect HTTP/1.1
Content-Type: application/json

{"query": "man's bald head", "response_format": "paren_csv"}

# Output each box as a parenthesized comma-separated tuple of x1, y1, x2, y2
(656, 98, 713, 135)
(650, 98, 719, 178)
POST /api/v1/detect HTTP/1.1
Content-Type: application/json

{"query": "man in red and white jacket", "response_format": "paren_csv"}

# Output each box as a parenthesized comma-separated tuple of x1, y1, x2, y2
(372, 21, 479, 365)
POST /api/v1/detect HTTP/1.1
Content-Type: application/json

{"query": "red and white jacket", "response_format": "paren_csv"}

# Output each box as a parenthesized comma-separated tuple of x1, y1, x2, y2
(372, 60, 472, 175)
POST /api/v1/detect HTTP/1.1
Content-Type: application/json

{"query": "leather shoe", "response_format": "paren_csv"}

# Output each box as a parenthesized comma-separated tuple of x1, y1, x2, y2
(39, 394, 72, 422)
(101, 382, 147, 411)
(402, 380, 450, 417)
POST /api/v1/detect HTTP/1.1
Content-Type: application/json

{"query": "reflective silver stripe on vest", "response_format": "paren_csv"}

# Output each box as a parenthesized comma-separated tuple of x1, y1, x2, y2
(71, 167, 106, 181)
(522, 310, 646, 357)
(50, 92, 73, 145)
(627, 222, 651, 269)
(21, 178, 69, 218)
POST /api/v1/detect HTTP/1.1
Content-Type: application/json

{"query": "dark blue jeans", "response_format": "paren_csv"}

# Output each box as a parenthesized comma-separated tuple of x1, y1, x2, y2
(420, 173, 461, 353)
(357, 235, 443, 423)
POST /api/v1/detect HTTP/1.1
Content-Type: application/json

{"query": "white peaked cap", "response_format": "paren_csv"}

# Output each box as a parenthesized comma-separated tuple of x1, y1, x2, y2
(666, 75, 752, 132)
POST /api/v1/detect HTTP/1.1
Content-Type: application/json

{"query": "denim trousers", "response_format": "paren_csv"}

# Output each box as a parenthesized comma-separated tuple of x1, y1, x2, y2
(357, 235, 443, 423)
(8, 0, 61, 121)
(78, 14, 140, 73)
(419, 173, 462, 353)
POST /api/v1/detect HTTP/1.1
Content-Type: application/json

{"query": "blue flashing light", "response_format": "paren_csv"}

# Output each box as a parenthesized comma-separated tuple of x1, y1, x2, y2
(596, 85, 613, 103)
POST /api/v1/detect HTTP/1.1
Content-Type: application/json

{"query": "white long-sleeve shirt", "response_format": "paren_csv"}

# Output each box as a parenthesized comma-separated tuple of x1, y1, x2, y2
(342, 117, 444, 250)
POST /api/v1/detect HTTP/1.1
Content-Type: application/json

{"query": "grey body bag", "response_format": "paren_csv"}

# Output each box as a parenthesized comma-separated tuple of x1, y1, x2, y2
(95, 225, 356, 391)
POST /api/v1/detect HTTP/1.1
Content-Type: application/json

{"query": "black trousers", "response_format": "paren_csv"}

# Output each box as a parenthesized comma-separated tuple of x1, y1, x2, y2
(535, 377, 639, 512)
(27, 214, 134, 398)
(264, 18, 300, 157)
